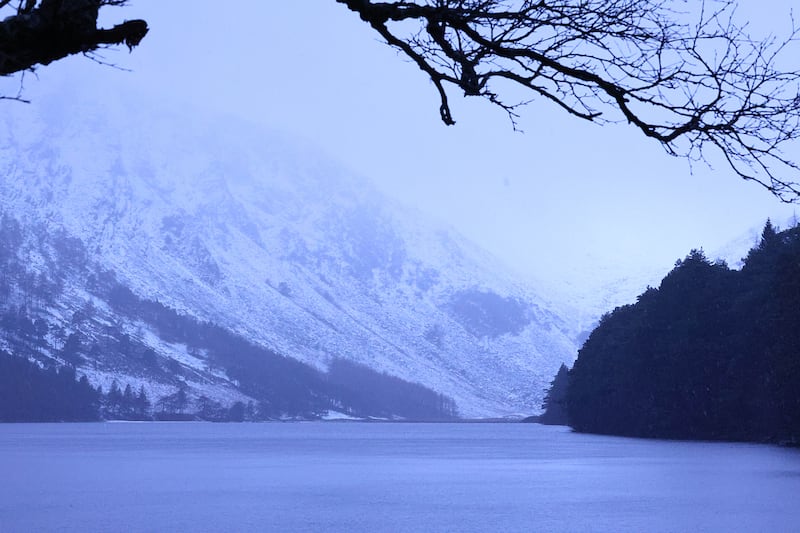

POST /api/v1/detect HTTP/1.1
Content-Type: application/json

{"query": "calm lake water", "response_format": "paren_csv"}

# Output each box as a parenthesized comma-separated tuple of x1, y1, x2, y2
(0, 422, 798, 532)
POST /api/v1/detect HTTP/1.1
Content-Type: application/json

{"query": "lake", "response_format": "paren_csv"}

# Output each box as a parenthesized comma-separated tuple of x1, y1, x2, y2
(0, 422, 798, 532)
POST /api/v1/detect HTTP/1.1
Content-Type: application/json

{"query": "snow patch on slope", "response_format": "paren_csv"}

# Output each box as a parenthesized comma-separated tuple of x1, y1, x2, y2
(0, 79, 581, 417)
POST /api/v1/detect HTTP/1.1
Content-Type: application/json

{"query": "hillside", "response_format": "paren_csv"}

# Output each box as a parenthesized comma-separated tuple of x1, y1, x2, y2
(0, 80, 580, 418)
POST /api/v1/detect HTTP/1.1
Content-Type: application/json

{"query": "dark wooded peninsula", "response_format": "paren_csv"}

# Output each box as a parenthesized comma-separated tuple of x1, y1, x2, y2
(542, 220, 799, 445)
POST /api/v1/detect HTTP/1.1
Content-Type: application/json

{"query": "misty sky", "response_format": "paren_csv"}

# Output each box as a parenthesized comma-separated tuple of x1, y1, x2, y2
(8, 1, 800, 292)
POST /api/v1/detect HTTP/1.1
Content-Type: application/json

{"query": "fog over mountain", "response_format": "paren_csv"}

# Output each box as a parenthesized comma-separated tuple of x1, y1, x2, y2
(0, 79, 591, 417)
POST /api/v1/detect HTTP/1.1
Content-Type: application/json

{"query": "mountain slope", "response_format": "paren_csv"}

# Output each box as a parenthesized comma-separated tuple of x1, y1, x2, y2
(0, 81, 579, 417)
(0, 211, 456, 420)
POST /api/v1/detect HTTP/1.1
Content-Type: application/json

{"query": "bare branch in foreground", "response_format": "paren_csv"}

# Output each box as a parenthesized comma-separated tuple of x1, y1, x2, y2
(337, 0, 800, 202)
(0, 0, 148, 76)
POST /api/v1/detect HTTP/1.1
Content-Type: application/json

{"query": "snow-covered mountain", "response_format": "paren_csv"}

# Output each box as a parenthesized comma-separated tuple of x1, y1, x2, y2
(711, 216, 798, 268)
(563, 216, 798, 335)
(0, 81, 580, 417)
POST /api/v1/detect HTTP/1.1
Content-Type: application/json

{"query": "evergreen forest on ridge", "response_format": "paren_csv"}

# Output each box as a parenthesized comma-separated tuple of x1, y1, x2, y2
(543, 220, 800, 445)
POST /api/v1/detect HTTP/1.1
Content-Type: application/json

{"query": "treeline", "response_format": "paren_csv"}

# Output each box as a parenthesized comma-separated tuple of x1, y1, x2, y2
(101, 279, 459, 420)
(0, 350, 99, 422)
(327, 358, 458, 420)
(0, 211, 459, 422)
(551, 221, 800, 444)
(0, 352, 256, 422)
(103, 380, 253, 422)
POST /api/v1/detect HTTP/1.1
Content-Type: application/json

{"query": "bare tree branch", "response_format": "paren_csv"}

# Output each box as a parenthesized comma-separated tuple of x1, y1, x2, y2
(0, 0, 147, 76)
(337, 0, 800, 202)
(0, 67, 29, 101)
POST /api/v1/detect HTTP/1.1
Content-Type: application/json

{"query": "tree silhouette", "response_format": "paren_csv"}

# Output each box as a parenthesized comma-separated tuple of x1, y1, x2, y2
(135, 385, 151, 418)
(565, 224, 800, 443)
(337, 0, 800, 201)
(3, 1, 800, 199)
(539, 363, 570, 425)
(0, 0, 147, 82)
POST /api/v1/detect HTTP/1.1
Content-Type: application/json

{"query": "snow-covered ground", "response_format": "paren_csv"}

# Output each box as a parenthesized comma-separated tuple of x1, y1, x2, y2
(0, 79, 581, 417)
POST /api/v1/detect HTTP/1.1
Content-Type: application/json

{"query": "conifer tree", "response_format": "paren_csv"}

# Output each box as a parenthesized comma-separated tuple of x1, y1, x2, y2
(539, 364, 570, 425)
(135, 385, 151, 419)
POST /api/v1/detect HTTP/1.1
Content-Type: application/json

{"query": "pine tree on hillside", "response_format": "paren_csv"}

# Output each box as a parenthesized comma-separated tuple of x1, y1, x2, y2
(539, 364, 570, 425)
(135, 385, 151, 420)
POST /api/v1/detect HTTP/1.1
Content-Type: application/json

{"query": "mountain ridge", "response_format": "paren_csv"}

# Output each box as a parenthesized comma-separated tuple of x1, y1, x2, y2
(0, 78, 579, 417)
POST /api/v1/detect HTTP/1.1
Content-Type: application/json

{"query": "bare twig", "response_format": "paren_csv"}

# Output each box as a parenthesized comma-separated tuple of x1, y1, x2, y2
(0, 68, 30, 102)
(337, 0, 800, 202)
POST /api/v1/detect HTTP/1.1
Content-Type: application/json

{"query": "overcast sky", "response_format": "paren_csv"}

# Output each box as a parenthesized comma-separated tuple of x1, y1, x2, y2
(9, 1, 800, 292)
